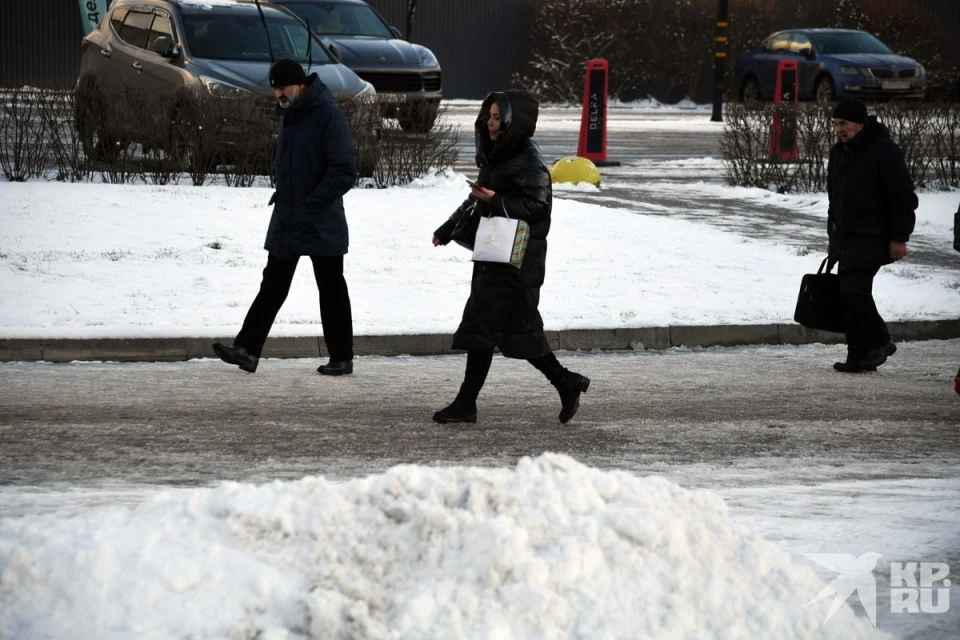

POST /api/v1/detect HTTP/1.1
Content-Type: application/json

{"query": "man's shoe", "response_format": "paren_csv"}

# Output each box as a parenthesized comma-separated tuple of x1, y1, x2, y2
(556, 372, 591, 423)
(317, 360, 353, 376)
(860, 346, 891, 370)
(432, 401, 477, 424)
(212, 343, 258, 373)
(833, 361, 867, 373)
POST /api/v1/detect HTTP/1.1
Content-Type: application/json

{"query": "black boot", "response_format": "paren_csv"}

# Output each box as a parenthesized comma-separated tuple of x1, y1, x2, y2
(555, 372, 591, 423)
(212, 343, 258, 373)
(432, 401, 477, 424)
(860, 342, 896, 370)
(318, 360, 353, 376)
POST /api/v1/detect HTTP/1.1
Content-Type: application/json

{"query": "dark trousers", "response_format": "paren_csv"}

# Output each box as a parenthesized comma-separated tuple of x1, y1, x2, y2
(454, 348, 567, 405)
(235, 254, 353, 361)
(839, 265, 889, 358)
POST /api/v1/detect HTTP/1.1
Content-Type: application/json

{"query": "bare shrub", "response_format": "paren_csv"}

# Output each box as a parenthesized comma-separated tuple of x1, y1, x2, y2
(0, 88, 50, 181)
(928, 104, 960, 188)
(373, 106, 459, 188)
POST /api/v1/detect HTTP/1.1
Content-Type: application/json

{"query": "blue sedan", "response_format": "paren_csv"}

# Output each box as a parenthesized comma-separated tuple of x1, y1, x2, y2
(735, 29, 927, 103)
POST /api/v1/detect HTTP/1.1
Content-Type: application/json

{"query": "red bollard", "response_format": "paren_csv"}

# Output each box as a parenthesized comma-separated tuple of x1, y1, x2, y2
(577, 59, 620, 167)
(769, 60, 799, 161)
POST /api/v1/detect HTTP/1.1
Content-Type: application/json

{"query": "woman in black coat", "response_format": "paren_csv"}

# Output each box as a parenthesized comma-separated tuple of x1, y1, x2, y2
(431, 91, 590, 424)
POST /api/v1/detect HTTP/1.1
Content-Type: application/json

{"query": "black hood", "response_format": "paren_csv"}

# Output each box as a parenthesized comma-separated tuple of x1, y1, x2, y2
(475, 91, 539, 167)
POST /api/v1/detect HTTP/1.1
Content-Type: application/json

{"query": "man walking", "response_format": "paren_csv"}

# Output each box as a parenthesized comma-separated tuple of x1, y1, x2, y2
(213, 59, 356, 375)
(827, 99, 917, 373)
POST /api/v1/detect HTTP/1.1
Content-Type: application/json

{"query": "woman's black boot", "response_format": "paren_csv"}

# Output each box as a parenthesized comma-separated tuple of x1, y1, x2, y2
(556, 372, 591, 423)
(432, 401, 478, 424)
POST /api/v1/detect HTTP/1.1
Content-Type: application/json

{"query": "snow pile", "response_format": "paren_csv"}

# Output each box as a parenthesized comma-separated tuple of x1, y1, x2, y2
(0, 455, 887, 639)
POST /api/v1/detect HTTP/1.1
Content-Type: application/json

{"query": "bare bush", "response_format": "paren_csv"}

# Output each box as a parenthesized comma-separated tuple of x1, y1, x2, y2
(722, 101, 960, 192)
(373, 106, 459, 188)
(0, 89, 50, 181)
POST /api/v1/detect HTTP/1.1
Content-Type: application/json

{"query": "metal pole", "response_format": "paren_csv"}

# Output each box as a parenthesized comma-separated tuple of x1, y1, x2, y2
(405, 0, 418, 41)
(710, 0, 729, 122)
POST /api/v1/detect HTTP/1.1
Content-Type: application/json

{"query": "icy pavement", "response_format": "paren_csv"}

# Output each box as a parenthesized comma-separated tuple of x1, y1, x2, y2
(1, 341, 958, 638)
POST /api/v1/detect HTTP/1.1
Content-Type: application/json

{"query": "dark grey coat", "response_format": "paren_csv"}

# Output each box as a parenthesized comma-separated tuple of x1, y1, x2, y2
(265, 74, 357, 259)
(435, 91, 553, 359)
(827, 116, 917, 271)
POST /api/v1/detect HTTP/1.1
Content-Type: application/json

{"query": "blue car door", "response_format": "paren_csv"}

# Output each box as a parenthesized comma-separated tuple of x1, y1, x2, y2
(755, 32, 792, 98)
(789, 33, 820, 99)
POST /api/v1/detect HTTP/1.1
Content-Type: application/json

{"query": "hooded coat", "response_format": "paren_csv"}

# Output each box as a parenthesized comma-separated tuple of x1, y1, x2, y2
(827, 116, 917, 271)
(435, 91, 553, 359)
(265, 74, 357, 259)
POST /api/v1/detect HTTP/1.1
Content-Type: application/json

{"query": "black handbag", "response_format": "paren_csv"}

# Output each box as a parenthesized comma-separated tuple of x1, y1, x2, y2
(794, 257, 846, 333)
(450, 200, 479, 250)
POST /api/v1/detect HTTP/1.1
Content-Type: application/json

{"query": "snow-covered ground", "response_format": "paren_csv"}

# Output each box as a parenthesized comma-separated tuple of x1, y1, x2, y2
(0, 174, 956, 339)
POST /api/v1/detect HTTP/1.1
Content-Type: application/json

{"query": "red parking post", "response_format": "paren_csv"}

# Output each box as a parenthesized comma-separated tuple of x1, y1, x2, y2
(577, 59, 620, 166)
(769, 60, 799, 161)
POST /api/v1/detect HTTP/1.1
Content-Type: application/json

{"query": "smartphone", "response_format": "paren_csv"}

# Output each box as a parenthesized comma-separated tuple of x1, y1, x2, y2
(467, 179, 481, 190)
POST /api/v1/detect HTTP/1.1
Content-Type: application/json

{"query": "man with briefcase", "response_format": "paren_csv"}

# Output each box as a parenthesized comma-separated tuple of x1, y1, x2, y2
(826, 99, 917, 373)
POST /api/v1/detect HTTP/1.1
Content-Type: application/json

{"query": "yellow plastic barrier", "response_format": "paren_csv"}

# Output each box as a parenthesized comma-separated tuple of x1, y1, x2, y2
(550, 156, 602, 186)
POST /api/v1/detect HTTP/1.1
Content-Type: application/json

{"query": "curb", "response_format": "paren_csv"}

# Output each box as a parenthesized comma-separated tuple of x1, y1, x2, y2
(1, 320, 958, 363)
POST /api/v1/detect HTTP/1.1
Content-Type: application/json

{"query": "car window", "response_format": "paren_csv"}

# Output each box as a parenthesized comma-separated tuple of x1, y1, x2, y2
(789, 34, 812, 55)
(110, 7, 129, 34)
(181, 12, 333, 63)
(119, 10, 154, 49)
(810, 32, 893, 55)
(146, 14, 175, 51)
(762, 33, 791, 54)
(280, 2, 393, 38)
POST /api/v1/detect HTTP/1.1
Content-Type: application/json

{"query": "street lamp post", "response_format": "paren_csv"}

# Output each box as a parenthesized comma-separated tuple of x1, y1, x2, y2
(405, 0, 418, 40)
(711, 0, 730, 122)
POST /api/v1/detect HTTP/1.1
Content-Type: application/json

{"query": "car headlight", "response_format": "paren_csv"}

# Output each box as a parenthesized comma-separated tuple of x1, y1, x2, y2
(358, 80, 376, 97)
(917, 65, 926, 78)
(839, 67, 860, 75)
(413, 45, 438, 68)
(199, 76, 249, 97)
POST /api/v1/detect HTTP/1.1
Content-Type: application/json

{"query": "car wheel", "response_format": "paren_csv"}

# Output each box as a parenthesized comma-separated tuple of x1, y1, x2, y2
(815, 76, 836, 104)
(74, 80, 120, 162)
(740, 77, 762, 106)
(398, 100, 439, 133)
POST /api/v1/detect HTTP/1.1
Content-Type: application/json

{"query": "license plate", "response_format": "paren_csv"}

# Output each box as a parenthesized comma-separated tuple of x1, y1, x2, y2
(882, 80, 910, 90)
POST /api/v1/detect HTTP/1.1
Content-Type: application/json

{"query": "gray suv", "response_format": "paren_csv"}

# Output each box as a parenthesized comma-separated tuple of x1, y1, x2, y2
(76, 0, 377, 170)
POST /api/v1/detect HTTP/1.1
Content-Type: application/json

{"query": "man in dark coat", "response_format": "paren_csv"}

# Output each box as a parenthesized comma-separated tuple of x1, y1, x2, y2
(827, 99, 917, 373)
(213, 59, 357, 375)
(431, 91, 589, 424)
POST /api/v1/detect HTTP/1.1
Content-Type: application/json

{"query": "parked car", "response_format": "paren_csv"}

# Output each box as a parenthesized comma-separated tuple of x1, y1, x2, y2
(735, 29, 927, 103)
(75, 0, 379, 172)
(268, 0, 442, 132)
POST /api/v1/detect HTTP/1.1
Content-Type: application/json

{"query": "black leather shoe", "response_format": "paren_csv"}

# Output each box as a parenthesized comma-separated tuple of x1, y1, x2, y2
(833, 361, 867, 373)
(557, 372, 591, 423)
(432, 402, 477, 424)
(317, 360, 353, 376)
(212, 343, 258, 373)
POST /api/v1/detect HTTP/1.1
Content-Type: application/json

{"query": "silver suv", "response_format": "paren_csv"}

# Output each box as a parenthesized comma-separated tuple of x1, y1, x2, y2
(76, 0, 378, 171)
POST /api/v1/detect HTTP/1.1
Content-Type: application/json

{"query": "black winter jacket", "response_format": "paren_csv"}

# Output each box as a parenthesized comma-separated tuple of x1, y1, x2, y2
(435, 91, 553, 359)
(265, 74, 357, 259)
(827, 116, 917, 270)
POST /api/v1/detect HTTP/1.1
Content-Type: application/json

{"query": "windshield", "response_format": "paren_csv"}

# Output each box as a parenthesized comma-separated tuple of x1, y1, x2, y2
(280, 2, 393, 38)
(809, 32, 893, 55)
(182, 12, 333, 62)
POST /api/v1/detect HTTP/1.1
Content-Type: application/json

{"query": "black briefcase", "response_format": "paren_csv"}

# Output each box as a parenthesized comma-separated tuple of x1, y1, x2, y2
(794, 257, 845, 333)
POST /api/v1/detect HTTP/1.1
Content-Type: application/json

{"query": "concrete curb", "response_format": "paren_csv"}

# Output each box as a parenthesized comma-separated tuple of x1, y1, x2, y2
(1, 320, 958, 363)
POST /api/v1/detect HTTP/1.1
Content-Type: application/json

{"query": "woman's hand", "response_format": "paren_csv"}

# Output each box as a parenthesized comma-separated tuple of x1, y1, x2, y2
(432, 234, 442, 246)
(471, 185, 495, 202)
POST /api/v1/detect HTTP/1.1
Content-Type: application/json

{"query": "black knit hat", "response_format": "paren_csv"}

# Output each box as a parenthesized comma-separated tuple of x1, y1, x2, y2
(269, 59, 307, 88)
(832, 98, 868, 124)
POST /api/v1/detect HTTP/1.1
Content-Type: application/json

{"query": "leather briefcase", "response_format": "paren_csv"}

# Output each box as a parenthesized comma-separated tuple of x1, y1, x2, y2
(794, 257, 846, 333)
